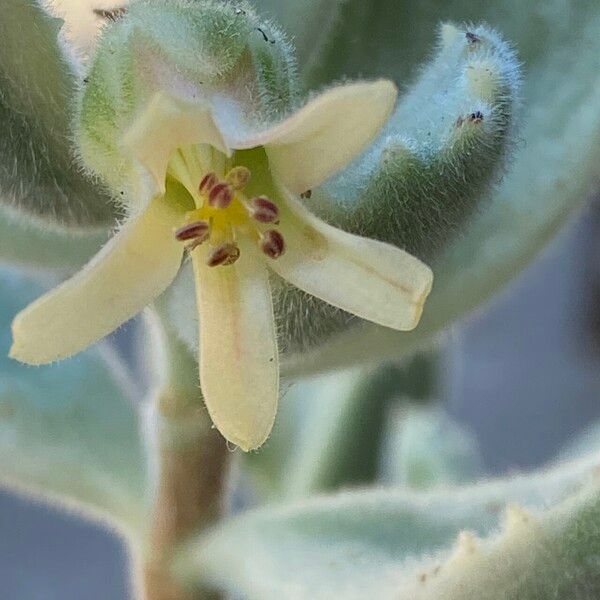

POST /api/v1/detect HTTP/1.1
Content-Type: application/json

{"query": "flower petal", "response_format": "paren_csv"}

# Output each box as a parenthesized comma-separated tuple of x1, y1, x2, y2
(192, 238, 279, 451)
(223, 81, 397, 193)
(122, 91, 230, 197)
(270, 188, 433, 331)
(10, 198, 185, 365)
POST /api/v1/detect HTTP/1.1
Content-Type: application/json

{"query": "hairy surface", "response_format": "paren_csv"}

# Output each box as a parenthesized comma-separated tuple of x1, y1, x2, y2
(0, 0, 116, 228)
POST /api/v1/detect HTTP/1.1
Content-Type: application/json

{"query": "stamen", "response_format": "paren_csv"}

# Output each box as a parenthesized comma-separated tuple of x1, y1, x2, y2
(260, 230, 286, 259)
(249, 196, 279, 224)
(209, 182, 234, 209)
(226, 166, 251, 190)
(174, 220, 210, 242)
(199, 172, 218, 195)
(207, 242, 241, 267)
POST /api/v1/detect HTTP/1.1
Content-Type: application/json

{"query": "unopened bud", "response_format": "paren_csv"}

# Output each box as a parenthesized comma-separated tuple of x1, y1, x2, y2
(465, 31, 481, 46)
(469, 110, 484, 124)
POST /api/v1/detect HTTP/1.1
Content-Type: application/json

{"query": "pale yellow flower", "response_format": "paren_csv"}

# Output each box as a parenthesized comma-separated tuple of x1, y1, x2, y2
(10, 81, 433, 450)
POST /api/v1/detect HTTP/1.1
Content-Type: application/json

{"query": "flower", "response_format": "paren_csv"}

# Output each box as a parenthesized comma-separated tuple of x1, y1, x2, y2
(9, 63, 432, 452)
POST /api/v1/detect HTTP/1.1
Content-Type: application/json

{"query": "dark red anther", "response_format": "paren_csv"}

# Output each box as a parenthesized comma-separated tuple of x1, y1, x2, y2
(199, 172, 218, 195)
(206, 242, 240, 267)
(249, 196, 279, 224)
(260, 230, 286, 259)
(174, 220, 210, 242)
(209, 182, 234, 209)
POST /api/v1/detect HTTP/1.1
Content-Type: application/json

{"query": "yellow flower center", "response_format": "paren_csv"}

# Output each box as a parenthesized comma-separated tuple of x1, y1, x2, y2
(168, 147, 285, 266)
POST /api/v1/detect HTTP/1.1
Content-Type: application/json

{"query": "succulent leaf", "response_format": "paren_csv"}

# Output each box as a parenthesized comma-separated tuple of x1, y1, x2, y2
(0, 0, 116, 228)
(0, 205, 107, 272)
(180, 453, 600, 599)
(249, 0, 338, 78)
(281, 1, 600, 374)
(278, 22, 521, 361)
(0, 268, 145, 533)
(382, 404, 483, 488)
(244, 356, 439, 500)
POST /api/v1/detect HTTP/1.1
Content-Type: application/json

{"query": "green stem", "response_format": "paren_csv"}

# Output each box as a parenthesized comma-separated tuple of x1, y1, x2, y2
(142, 303, 227, 600)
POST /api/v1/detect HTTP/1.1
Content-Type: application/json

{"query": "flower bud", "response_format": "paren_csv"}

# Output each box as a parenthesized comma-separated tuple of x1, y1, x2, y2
(75, 0, 299, 204)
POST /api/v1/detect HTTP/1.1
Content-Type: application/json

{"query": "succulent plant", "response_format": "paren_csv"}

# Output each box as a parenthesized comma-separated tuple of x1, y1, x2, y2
(2, 1, 600, 599)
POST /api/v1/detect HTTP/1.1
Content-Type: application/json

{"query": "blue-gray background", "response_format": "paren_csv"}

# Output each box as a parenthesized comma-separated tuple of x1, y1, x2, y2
(1, 202, 599, 599)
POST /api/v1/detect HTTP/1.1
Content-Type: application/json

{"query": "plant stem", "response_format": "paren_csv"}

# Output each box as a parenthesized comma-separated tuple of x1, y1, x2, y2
(142, 305, 227, 600)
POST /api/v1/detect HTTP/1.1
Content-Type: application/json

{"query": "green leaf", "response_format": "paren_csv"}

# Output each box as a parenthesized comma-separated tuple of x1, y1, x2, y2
(283, 2, 600, 375)
(277, 22, 521, 358)
(0, 267, 146, 532)
(244, 356, 439, 500)
(381, 405, 483, 488)
(180, 453, 600, 599)
(0, 0, 116, 228)
(0, 205, 107, 271)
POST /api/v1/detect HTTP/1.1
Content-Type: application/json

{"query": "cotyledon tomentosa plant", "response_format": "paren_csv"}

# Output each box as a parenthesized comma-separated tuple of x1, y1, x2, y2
(3, 0, 600, 599)
(9, 0, 436, 452)
(4, 0, 522, 422)
(162, 17, 522, 360)
(262, 0, 600, 375)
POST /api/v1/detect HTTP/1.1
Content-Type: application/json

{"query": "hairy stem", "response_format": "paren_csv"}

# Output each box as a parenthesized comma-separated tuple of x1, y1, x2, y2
(142, 305, 228, 600)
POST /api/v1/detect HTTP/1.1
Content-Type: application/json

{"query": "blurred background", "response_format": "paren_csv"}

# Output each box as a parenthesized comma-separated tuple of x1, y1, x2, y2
(2, 196, 599, 599)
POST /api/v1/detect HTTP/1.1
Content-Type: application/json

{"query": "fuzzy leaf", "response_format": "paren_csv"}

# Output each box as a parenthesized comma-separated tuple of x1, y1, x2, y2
(381, 405, 483, 489)
(0, 268, 146, 533)
(244, 356, 438, 500)
(0, 0, 116, 228)
(276, 22, 521, 361)
(180, 453, 600, 599)
(558, 418, 600, 462)
(0, 205, 107, 272)
(282, 2, 600, 375)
